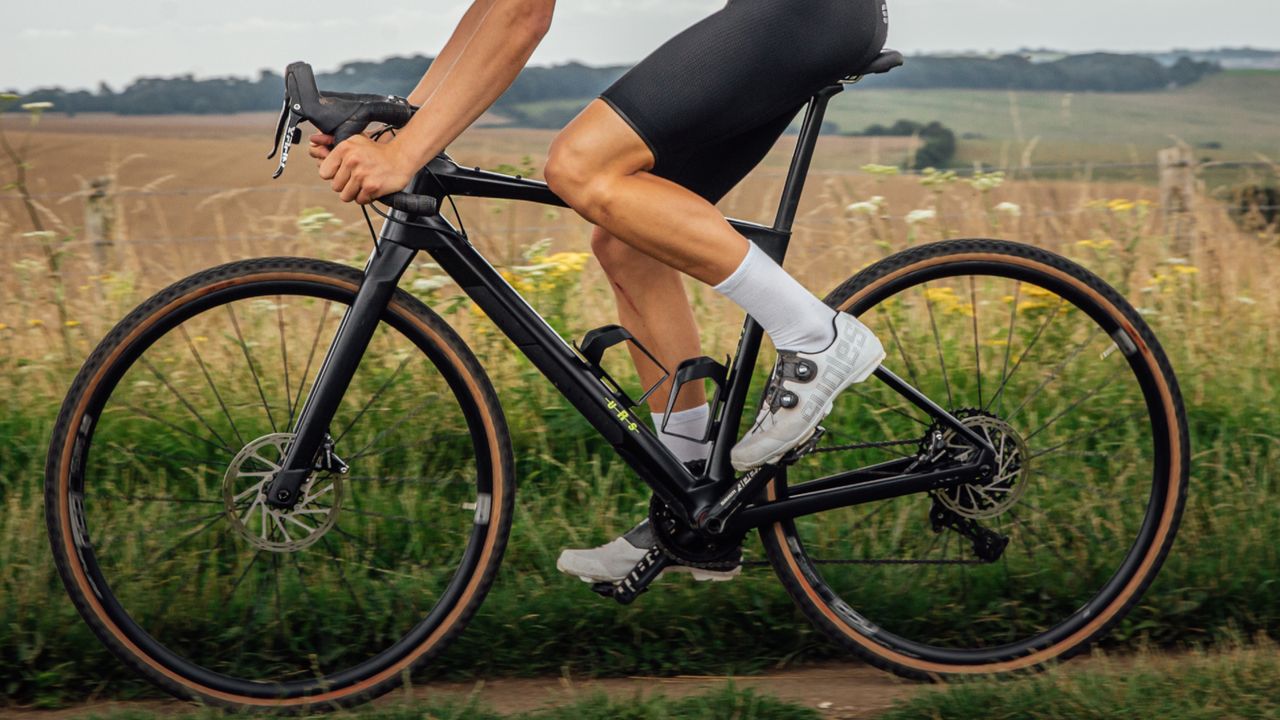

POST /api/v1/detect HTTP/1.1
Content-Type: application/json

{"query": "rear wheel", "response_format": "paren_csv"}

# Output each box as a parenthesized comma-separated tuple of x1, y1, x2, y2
(762, 239, 1188, 678)
(45, 257, 514, 710)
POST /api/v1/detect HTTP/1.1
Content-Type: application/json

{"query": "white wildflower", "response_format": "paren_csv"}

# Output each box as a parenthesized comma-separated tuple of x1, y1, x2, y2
(994, 202, 1022, 217)
(1235, 296, 1257, 306)
(411, 276, 452, 293)
(905, 209, 937, 225)
(846, 199, 882, 215)
(21, 101, 53, 111)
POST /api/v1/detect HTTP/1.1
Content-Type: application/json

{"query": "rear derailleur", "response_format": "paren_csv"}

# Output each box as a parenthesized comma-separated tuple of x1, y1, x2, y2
(929, 497, 1009, 563)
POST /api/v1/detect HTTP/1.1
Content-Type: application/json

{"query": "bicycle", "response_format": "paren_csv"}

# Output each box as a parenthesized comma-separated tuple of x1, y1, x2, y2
(46, 54, 1189, 711)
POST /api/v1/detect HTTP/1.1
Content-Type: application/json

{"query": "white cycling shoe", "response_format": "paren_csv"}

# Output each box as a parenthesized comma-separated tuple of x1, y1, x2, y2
(731, 313, 886, 472)
(556, 519, 741, 584)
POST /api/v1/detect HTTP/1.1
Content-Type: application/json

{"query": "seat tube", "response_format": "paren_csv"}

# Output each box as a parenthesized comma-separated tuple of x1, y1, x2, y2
(265, 235, 418, 508)
(773, 85, 843, 234)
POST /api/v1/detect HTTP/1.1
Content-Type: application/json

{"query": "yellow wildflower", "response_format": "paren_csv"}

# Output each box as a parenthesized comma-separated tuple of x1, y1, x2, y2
(1022, 285, 1056, 299)
(1107, 199, 1136, 213)
(27, 319, 44, 328)
(1172, 265, 1199, 275)
(64, 320, 81, 328)
(0, 323, 9, 331)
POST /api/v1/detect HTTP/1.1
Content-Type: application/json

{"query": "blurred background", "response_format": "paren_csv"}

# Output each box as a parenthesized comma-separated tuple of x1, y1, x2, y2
(1, 2, 1277, 718)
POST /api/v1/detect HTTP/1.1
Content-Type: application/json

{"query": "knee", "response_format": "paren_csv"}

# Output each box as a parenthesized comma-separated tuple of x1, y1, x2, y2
(590, 228, 631, 278)
(545, 133, 612, 217)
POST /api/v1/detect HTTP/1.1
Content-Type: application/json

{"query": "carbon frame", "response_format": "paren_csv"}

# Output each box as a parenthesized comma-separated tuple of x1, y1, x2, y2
(267, 83, 995, 533)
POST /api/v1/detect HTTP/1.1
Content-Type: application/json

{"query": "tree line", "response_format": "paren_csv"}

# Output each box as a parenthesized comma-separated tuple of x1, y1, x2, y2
(5, 52, 1218, 119)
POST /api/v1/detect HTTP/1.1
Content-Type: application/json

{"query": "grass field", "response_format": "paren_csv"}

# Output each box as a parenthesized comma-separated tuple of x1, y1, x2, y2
(509, 71, 1280, 173)
(0, 107, 1278, 710)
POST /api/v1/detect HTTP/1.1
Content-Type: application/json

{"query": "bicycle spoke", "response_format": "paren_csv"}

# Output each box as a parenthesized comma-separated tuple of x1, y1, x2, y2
(333, 352, 415, 446)
(921, 283, 954, 410)
(344, 393, 444, 461)
(984, 295, 1066, 413)
(180, 325, 247, 448)
(847, 386, 931, 427)
(1029, 409, 1145, 461)
(277, 296, 294, 426)
(877, 308, 922, 391)
(104, 442, 225, 468)
(970, 276, 983, 408)
(124, 404, 237, 457)
(226, 304, 279, 433)
(1024, 362, 1130, 443)
(139, 357, 232, 451)
(1006, 326, 1103, 422)
(994, 281, 1022, 414)
(102, 494, 222, 506)
(289, 300, 333, 432)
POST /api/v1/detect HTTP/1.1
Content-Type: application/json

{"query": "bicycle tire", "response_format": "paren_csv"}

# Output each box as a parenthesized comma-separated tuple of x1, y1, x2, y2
(761, 238, 1189, 679)
(45, 257, 515, 711)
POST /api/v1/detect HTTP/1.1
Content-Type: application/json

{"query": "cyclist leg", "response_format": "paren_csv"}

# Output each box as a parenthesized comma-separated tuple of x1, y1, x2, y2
(547, 0, 889, 474)
(559, 110, 809, 584)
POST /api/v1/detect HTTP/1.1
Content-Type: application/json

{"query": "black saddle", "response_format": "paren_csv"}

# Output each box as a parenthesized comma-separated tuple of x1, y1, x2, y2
(848, 49, 904, 79)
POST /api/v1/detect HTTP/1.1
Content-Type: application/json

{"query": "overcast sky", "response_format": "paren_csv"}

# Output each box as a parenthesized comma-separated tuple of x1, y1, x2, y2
(4, 0, 1277, 91)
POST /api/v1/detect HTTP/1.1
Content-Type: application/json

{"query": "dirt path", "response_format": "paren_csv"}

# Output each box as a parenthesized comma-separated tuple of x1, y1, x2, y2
(2, 662, 931, 719)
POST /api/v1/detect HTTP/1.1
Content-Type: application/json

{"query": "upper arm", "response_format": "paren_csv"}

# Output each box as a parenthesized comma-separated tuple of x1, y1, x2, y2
(501, 0, 555, 34)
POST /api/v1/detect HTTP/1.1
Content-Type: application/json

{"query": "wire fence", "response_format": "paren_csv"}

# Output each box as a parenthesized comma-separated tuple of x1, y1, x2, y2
(2, 160, 1274, 251)
(1, 160, 1274, 203)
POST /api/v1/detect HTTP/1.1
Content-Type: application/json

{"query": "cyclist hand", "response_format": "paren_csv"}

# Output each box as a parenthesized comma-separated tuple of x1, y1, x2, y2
(308, 128, 393, 161)
(317, 134, 414, 205)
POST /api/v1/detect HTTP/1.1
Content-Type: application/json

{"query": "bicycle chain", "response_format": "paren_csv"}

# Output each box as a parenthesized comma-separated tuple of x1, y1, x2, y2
(810, 438, 922, 454)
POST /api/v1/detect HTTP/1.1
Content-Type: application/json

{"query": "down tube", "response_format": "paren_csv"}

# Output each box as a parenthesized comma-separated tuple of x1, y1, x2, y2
(398, 220, 701, 517)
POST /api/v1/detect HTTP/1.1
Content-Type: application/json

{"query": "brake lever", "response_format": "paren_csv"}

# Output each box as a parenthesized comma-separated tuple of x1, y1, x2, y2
(268, 103, 304, 179)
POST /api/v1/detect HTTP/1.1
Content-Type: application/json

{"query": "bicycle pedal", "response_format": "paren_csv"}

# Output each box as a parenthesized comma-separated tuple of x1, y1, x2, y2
(590, 548, 672, 605)
(781, 426, 827, 465)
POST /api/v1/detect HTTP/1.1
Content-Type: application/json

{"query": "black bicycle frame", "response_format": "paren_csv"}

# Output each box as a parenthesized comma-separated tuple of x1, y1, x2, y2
(266, 83, 996, 532)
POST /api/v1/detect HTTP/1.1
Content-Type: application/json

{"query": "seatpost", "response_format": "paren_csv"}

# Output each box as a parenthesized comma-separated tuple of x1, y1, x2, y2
(773, 84, 844, 234)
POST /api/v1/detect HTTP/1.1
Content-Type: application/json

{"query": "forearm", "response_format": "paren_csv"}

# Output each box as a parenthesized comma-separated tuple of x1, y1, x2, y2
(394, 0, 552, 168)
(405, 0, 497, 106)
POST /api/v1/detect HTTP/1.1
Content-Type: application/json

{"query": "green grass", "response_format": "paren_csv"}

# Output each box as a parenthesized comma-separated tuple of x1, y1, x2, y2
(881, 646, 1280, 720)
(64, 686, 820, 720)
(3, 196, 1279, 707)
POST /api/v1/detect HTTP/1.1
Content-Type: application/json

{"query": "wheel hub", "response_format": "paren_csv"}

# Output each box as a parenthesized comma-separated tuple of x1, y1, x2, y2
(222, 433, 343, 553)
(932, 410, 1030, 520)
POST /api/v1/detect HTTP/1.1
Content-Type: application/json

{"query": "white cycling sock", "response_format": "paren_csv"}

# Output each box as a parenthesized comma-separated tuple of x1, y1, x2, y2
(651, 404, 712, 464)
(713, 243, 837, 353)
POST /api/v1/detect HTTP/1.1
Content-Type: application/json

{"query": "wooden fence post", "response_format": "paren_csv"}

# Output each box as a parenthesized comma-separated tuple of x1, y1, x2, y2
(1158, 145, 1198, 256)
(85, 176, 116, 271)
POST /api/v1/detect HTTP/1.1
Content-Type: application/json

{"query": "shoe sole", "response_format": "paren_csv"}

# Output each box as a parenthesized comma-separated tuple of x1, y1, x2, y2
(568, 565, 742, 584)
(733, 336, 887, 472)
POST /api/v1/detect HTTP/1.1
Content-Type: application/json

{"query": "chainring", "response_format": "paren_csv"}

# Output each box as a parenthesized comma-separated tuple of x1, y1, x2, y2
(648, 496, 743, 570)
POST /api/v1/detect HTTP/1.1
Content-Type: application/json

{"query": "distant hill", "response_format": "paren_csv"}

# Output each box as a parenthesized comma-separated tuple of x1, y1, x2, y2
(1145, 47, 1280, 70)
(3, 51, 1224, 120)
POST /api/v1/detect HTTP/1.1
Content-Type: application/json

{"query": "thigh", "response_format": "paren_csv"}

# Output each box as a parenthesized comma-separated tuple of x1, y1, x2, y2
(658, 106, 802, 204)
(600, 0, 888, 164)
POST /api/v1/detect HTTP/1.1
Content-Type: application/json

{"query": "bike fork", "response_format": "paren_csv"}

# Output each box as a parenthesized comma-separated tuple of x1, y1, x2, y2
(265, 237, 418, 509)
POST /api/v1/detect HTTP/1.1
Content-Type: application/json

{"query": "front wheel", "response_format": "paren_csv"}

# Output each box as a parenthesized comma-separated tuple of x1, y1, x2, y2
(45, 257, 515, 710)
(762, 239, 1189, 678)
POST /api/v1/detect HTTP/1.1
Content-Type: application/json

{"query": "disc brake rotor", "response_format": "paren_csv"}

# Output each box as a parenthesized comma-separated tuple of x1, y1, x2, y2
(222, 433, 343, 553)
(934, 410, 1031, 520)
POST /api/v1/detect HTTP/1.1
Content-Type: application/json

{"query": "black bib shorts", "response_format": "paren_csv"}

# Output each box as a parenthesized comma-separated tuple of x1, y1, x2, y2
(600, 0, 889, 203)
